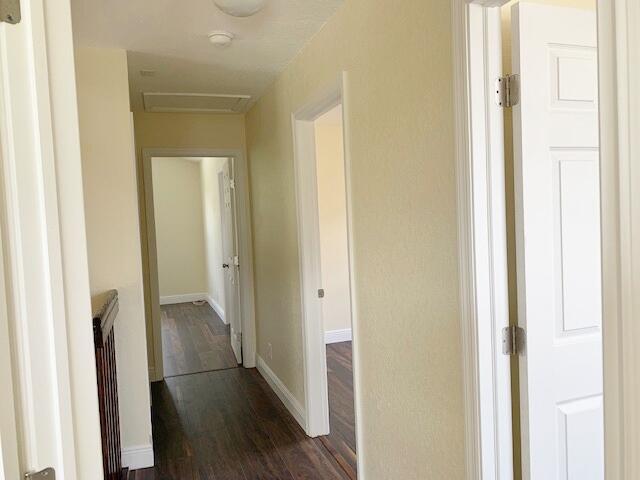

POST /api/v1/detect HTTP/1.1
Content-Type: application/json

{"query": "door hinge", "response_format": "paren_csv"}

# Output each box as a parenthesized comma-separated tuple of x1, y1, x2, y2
(317, 288, 325, 298)
(229, 179, 236, 189)
(496, 74, 520, 108)
(25, 468, 55, 480)
(502, 326, 525, 356)
(0, 0, 20, 23)
(233, 255, 240, 267)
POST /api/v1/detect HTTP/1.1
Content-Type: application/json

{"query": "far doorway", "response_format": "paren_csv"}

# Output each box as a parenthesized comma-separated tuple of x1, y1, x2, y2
(146, 156, 243, 377)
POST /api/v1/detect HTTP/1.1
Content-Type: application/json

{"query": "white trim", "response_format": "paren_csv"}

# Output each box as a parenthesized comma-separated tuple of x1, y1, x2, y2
(121, 444, 154, 471)
(256, 356, 306, 429)
(598, 1, 640, 477)
(453, 1, 513, 479)
(291, 73, 364, 477)
(324, 328, 352, 344)
(206, 294, 226, 323)
(159, 293, 208, 305)
(142, 147, 258, 381)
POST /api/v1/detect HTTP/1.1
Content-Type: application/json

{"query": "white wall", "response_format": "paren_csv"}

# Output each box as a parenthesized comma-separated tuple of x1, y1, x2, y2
(152, 157, 208, 299)
(315, 106, 352, 336)
(75, 47, 153, 467)
(201, 157, 228, 319)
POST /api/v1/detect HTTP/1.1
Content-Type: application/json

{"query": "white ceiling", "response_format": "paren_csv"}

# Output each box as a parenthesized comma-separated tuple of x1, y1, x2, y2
(72, 0, 343, 112)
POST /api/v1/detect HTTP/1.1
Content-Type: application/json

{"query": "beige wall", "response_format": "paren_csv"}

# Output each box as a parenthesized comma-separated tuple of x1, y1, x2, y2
(315, 106, 351, 334)
(151, 157, 208, 298)
(76, 48, 152, 453)
(133, 112, 246, 376)
(201, 157, 227, 315)
(245, 1, 463, 478)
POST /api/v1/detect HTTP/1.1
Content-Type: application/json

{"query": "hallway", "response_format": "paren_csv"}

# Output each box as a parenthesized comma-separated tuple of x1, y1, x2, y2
(128, 368, 350, 480)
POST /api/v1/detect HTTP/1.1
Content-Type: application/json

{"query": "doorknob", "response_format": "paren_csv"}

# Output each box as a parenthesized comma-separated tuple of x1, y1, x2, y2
(223, 263, 229, 269)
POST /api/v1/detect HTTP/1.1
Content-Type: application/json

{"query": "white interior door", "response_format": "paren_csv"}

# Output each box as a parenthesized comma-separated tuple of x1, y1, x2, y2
(512, 3, 603, 479)
(221, 159, 242, 364)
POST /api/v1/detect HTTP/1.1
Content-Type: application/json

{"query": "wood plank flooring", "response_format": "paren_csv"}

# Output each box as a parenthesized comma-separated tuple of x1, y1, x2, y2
(320, 342, 357, 480)
(162, 303, 238, 377)
(128, 367, 351, 480)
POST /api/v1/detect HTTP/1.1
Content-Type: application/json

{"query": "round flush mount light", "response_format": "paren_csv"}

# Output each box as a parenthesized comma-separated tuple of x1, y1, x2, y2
(208, 31, 234, 47)
(213, 0, 266, 17)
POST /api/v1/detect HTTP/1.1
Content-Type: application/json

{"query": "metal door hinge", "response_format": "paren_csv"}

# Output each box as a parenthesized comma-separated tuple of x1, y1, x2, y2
(233, 255, 240, 267)
(502, 326, 525, 356)
(0, 0, 20, 23)
(317, 289, 325, 298)
(229, 179, 236, 189)
(25, 468, 55, 480)
(496, 74, 520, 108)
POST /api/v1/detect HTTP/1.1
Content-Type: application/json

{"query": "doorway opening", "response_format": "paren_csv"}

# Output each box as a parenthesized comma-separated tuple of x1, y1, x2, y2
(141, 149, 257, 382)
(456, 1, 604, 479)
(292, 76, 361, 479)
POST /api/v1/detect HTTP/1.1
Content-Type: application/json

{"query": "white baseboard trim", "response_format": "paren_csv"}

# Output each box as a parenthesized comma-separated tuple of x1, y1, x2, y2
(122, 444, 154, 470)
(160, 293, 207, 305)
(256, 355, 306, 430)
(206, 294, 226, 324)
(324, 328, 352, 344)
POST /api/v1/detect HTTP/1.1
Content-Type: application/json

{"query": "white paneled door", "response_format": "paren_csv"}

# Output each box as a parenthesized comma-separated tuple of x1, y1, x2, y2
(511, 3, 603, 479)
(221, 159, 242, 364)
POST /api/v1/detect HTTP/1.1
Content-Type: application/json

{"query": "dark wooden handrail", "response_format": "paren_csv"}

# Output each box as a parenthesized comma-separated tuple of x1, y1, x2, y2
(92, 290, 128, 480)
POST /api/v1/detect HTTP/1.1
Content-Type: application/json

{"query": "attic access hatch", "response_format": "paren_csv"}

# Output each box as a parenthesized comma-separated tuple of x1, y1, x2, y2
(143, 92, 251, 113)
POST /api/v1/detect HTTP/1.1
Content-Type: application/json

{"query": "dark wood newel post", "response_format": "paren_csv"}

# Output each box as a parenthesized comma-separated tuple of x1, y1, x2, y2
(92, 290, 129, 480)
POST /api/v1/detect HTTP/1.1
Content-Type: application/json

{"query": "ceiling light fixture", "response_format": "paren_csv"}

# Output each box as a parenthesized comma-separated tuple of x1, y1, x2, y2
(208, 31, 234, 47)
(213, 0, 266, 17)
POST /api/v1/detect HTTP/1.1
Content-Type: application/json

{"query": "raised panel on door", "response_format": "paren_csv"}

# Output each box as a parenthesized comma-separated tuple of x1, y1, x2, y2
(511, 3, 603, 479)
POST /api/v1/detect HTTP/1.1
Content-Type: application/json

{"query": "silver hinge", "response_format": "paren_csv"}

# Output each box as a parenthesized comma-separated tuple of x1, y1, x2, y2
(229, 179, 236, 189)
(496, 74, 520, 108)
(317, 288, 325, 298)
(502, 326, 526, 356)
(25, 468, 55, 480)
(233, 255, 240, 266)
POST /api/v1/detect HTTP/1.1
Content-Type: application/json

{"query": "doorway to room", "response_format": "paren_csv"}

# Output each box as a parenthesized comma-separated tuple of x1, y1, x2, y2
(143, 153, 252, 379)
(292, 78, 361, 479)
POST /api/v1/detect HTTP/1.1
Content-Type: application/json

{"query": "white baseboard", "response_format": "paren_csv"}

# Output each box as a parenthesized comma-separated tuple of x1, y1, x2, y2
(206, 294, 226, 323)
(122, 444, 154, 470)
(325, 328, 352, 344)
(159, 292, 207, 305)
(256, 355, 305, 430)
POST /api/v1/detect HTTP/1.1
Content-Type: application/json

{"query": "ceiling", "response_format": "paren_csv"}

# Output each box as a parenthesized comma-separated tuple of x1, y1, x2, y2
(72, 0, 343, 112)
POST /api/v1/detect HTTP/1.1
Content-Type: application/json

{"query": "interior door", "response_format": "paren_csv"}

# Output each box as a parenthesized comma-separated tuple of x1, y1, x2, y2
(512, 3, 603, 479)
(221, 159, 242, 364)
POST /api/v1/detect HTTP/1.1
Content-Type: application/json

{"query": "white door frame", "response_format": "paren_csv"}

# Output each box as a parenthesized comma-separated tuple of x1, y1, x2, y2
(0, 0, 103, 477)
(454, 0, 640, 478)
(141, 147, 257, 381)
(292, 72, 364, 474)
(453, 2, 513, 478)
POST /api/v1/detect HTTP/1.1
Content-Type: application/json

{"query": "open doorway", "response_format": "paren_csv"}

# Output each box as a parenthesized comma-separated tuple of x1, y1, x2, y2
(292, 78, 361, 479)
(142, 150, 256, 381)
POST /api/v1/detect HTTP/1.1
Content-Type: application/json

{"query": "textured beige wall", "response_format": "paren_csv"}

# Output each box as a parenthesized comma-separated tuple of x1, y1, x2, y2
(76, 48, 152, 451)
(245, 1, 463, 478)
(151, 157, 208, 298)
(132, 112, 246, 376)
(201, 158, 227, 314)
(501, 2, 596, 478)
(315, 106, 351, 334)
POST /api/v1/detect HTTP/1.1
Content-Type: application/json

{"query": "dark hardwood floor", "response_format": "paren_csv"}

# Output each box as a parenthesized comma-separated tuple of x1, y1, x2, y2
(320, 342, 357, 480)
(128, 367, 351, 480)
(161, 302, 238, 377)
